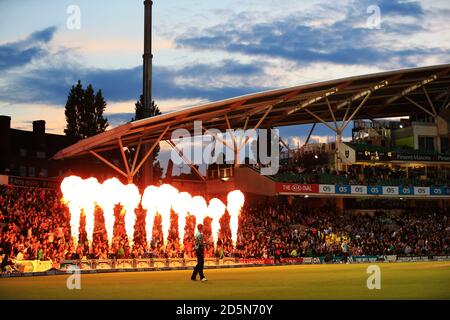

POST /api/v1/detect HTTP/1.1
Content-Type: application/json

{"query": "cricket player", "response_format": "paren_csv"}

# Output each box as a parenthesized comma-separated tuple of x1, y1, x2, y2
(191, 224, 207, 281)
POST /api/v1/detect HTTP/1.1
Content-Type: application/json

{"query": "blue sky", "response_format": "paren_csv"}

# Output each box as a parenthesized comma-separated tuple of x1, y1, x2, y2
(1, 0, 450, 152)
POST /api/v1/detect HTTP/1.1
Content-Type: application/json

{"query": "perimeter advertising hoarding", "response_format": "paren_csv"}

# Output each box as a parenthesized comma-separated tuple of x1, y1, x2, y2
(275, 183, 319, 193)
(7, 176, 59, 189)
(355, 149, 450, 163)
(276, 183, 450, 197)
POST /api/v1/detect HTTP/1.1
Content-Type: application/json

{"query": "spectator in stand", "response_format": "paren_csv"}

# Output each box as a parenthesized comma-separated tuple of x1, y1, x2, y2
(1, 184, 449, 271)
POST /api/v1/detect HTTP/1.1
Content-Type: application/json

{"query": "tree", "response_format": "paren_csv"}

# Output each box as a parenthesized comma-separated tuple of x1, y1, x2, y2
(132, 94, 163, 181)
(64, 80, 108, 141)
(132, 94, 160, 121)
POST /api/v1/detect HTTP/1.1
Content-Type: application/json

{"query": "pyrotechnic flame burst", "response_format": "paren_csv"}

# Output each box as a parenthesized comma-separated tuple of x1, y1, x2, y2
(172, 192, 192, 246)
(121, 184, 141, 245)
(207, 198, 226, 248)
(81, 177, 101, 244)
(97, 177, 125, 244)
(61, 176, 245, 252)
(60, 176, 84, 245)
(156, 184, 178, 245)
(141, 185, 159, 245)
(189, 196, 207, 231)
(227, 190, 245, 247)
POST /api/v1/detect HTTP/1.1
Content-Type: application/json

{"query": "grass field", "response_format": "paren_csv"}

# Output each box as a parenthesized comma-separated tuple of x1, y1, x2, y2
(1, 262, 449, 299)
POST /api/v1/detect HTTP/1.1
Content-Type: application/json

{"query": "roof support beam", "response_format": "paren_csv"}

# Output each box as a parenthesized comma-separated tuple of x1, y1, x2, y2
(303, 123, 316, 148)
(287, 88, 339, 116)
(336, 79, 389, 110)
(423, 86, 437, 115)
(132, 125, 170, 176)
(202, 125, 234, 151)
(326, 97, 338, 130)
(90, 150, 128, 179)
(239, 116, 250, 147)
(131, 138, 143, 174)
(386, 75, 438, 105)
(166, 139, 205, 182)
(118, 137, 131, 182)
(341, 91, 372, 131)
(266, 87, 342, 127)
(238, 105, 273, 152)
(225, 113, 239, 168)
(404, 96, 437, 118)
(303, 108, 339, 133)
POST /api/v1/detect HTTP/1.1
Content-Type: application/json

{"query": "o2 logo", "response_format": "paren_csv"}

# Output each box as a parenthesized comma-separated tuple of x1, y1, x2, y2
(366, 5, 381, 30)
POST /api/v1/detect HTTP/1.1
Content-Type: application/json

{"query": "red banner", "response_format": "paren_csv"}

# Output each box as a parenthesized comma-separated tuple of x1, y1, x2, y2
(276, 183, 319, 194)
(238, 258, 304, 265)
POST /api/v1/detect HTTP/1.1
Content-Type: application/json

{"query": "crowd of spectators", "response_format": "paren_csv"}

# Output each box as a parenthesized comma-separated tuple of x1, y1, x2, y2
(275, 162, 449, 187)
(233, 201, 450, 259)
(1, 185, 449, 272)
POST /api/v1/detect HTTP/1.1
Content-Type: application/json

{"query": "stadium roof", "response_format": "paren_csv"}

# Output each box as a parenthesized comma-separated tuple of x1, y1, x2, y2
(54, 64, 450, 160)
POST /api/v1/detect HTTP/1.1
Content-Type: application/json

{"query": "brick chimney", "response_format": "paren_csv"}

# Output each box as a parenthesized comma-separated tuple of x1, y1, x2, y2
(32, 120, 46, 135)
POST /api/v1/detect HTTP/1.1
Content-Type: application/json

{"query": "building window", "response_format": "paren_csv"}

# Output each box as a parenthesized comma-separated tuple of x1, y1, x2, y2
(19, 148, 27, 157)
(19, 166, 26, 177)
(36, 151, 46, 159)
(418, 136, 434, 152)
(28, 167, 35, 177)
(40, 168, 48, 178)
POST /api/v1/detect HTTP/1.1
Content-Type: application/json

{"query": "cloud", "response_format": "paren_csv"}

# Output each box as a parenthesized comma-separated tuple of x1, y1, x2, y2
(376, 0, 423, 16)
(0, 26, 57, 71)
(0, 27, 267, 106)
(175, 0, 447, 67)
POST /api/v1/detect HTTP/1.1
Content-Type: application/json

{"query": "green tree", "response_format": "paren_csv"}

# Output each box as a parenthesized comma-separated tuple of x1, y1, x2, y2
(64, 80, 108, 140)
(132, 94, 163, 181)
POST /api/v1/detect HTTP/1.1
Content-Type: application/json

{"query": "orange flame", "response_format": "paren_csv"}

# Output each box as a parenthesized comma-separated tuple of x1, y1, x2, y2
(227, 190, 245, 247)
(172, 191, 192, 246)
(207, 198, 226, 248)
(60, 176, 84, 245)
(61, 176, 244, 252)
(189, 195, 207, 231)
(156, 184, 178, 245)
(141, 185, 159, 245)
(97, 177, 124, 244)
(121, 184, 141, 245)
(80, 177, 101, 244)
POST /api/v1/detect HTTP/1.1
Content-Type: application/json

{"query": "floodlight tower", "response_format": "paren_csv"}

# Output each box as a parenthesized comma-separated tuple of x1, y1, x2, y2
(142, 0, 153, 187)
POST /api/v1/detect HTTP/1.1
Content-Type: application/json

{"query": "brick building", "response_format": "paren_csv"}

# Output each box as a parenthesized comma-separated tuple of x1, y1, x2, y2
(0, 115, 118, 180)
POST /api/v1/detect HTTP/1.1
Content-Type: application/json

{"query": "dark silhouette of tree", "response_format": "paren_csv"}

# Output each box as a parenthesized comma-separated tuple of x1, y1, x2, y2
(132, 94, 163, 181)
(64, 80, 108, 140)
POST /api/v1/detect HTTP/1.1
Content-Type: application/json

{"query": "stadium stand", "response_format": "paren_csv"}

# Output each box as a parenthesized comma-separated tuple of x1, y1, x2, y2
(1, 185, 449, 273)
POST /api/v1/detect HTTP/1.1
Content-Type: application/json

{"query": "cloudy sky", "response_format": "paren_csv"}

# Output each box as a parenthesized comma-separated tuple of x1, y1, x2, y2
(1, 0, 450, 150)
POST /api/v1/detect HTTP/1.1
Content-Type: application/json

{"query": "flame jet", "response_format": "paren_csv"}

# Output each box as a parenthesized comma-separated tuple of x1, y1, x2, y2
(80, 177, 101, 244)
(226, 190, 245, 247)
(207, 198, 226, 248)
(156, 184, 179, 245)
(60, 176, 85, 245)
(97, 177, 125, 245)
(189, 196, 207, 232)
(141, 185, 159, 245)
(172, 191, 192, 247)
(121, 184, 141, 245)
